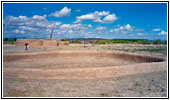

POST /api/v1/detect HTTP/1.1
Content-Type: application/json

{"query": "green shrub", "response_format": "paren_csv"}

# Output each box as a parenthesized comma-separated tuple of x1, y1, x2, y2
(4, 38, 9, 41)
(89, 41, 94, 44)
(70, 40, 81, 44)
(97, 40, 106, 44)
(62, 39, 68, 41)
(153, 39, 162, 44)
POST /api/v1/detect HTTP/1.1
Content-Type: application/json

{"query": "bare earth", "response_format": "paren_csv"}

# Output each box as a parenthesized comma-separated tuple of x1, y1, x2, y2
(3, 44, 167, 97)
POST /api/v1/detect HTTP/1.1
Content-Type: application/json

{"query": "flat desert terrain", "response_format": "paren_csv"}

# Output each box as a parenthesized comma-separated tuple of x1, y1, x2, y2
(3, 44, 167, 97)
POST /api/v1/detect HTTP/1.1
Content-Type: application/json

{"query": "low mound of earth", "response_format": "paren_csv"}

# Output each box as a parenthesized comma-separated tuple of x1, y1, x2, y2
(3, 51, 166, 79)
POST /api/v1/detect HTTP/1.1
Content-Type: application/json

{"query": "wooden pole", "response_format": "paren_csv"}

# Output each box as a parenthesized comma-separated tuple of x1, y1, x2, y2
(50, 28, 53, 39)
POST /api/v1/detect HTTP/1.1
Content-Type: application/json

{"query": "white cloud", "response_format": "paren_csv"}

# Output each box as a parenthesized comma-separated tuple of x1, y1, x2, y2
(124, 24, 131, 30)
(18, 16, 29, 21)
(136, 33, 145, 36)
(152, 28, 161, 31)
(94, 11, 109, 16)
(110, 29, 114, 32)
(4, 15, 61, 37)
(158, 31, 167, 35)
(32, 15, 47, 20)
(58, 24, 94, 36)
(74, 11, 117, 24)
(47, 22, 61, 28)
(20, 30, 25, 33)
(60, 24, 72, 28)
(110, 24, 133, 34)
(49, 7, 71, 17)
(53, 23, 97, 38)
(13, 29, 25, 34)
(74, 13, 95, 23)
(76, 9, 81, 12)
(4, 15, 99, 39)
(103, 14, 117, 23)
(68, 30, 73, 33)
(59, 23, 85, 30)
(5, 16, 29, 23)
(96, 26, 106, 31)
(88, 24, 92, 28)
(13, 29, 20, 33)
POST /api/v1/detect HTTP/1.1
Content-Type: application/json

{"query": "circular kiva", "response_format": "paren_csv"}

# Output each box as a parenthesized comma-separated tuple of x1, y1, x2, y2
(3, 51, 166, 79)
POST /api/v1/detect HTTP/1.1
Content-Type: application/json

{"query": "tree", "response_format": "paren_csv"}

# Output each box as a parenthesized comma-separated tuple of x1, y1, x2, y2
(141, 40, 150, 44)
(4, 38, 8, 41)
(153, 39, 162, 44)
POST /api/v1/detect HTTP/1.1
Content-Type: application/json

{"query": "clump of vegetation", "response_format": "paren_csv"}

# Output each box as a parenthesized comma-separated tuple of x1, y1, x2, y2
(153, 39, 166, 44)
(69, 40, 81, 44)
(3, 38, 16, 44)
(61, 39, 69, 41)
(136, 40, 151, 44)
(96, 39, 166, 45)
(97, 40, 107, 44)
(89, 41, 94, 44)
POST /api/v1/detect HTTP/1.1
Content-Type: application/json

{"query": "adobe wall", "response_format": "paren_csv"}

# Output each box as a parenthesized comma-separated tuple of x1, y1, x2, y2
(16, 39, 36, 46)
(42, 39, 57, 47)
(57, 41, 69, 46)
(16, 39, 69, 47)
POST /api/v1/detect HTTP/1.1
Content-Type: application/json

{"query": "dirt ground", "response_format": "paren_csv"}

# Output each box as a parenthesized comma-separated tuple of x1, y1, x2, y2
(3, 44, 168, 97)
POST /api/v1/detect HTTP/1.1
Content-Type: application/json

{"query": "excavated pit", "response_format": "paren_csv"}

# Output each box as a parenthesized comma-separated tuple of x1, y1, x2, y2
(3, 51, 166, 79)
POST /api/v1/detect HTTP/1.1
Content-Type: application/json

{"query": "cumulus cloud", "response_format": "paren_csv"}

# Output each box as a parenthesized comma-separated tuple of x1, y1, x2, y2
(74, 11, 117, 24)
(68, 30, 73, 33)
(32, 15, 47, 20)
(136, 33, 145, 36)
(74, 13, 95, 23)
(49, 7, 71, 17)
(59, 23, 87, 30)
(158, 31, 167, 35)
(4, 14, 97, 39)
(152, 28, 161, 32)
(96, 26, 106, 31)
(4, 15, 61, 29)
(124, 24, 131, 30)
(3, 15, 61, 38)
(94, 11, 109, 17)
(60, 24, 72, 28)
(103, 14, 117, 23)
(110, 24, 133, 34)
(4, 14, 99, 39)
(88, 24, 92, 28)
(13, 29, 25, 33)
(56, 23, 93, 37)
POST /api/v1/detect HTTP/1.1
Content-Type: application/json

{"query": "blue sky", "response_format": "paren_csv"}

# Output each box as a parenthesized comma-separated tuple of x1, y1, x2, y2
(3, 3, 167, 40)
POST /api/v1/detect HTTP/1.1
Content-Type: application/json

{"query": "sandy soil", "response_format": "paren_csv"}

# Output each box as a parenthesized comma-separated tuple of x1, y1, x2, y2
(3, 71, 167, 97)
(3, 44, 167, 97)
